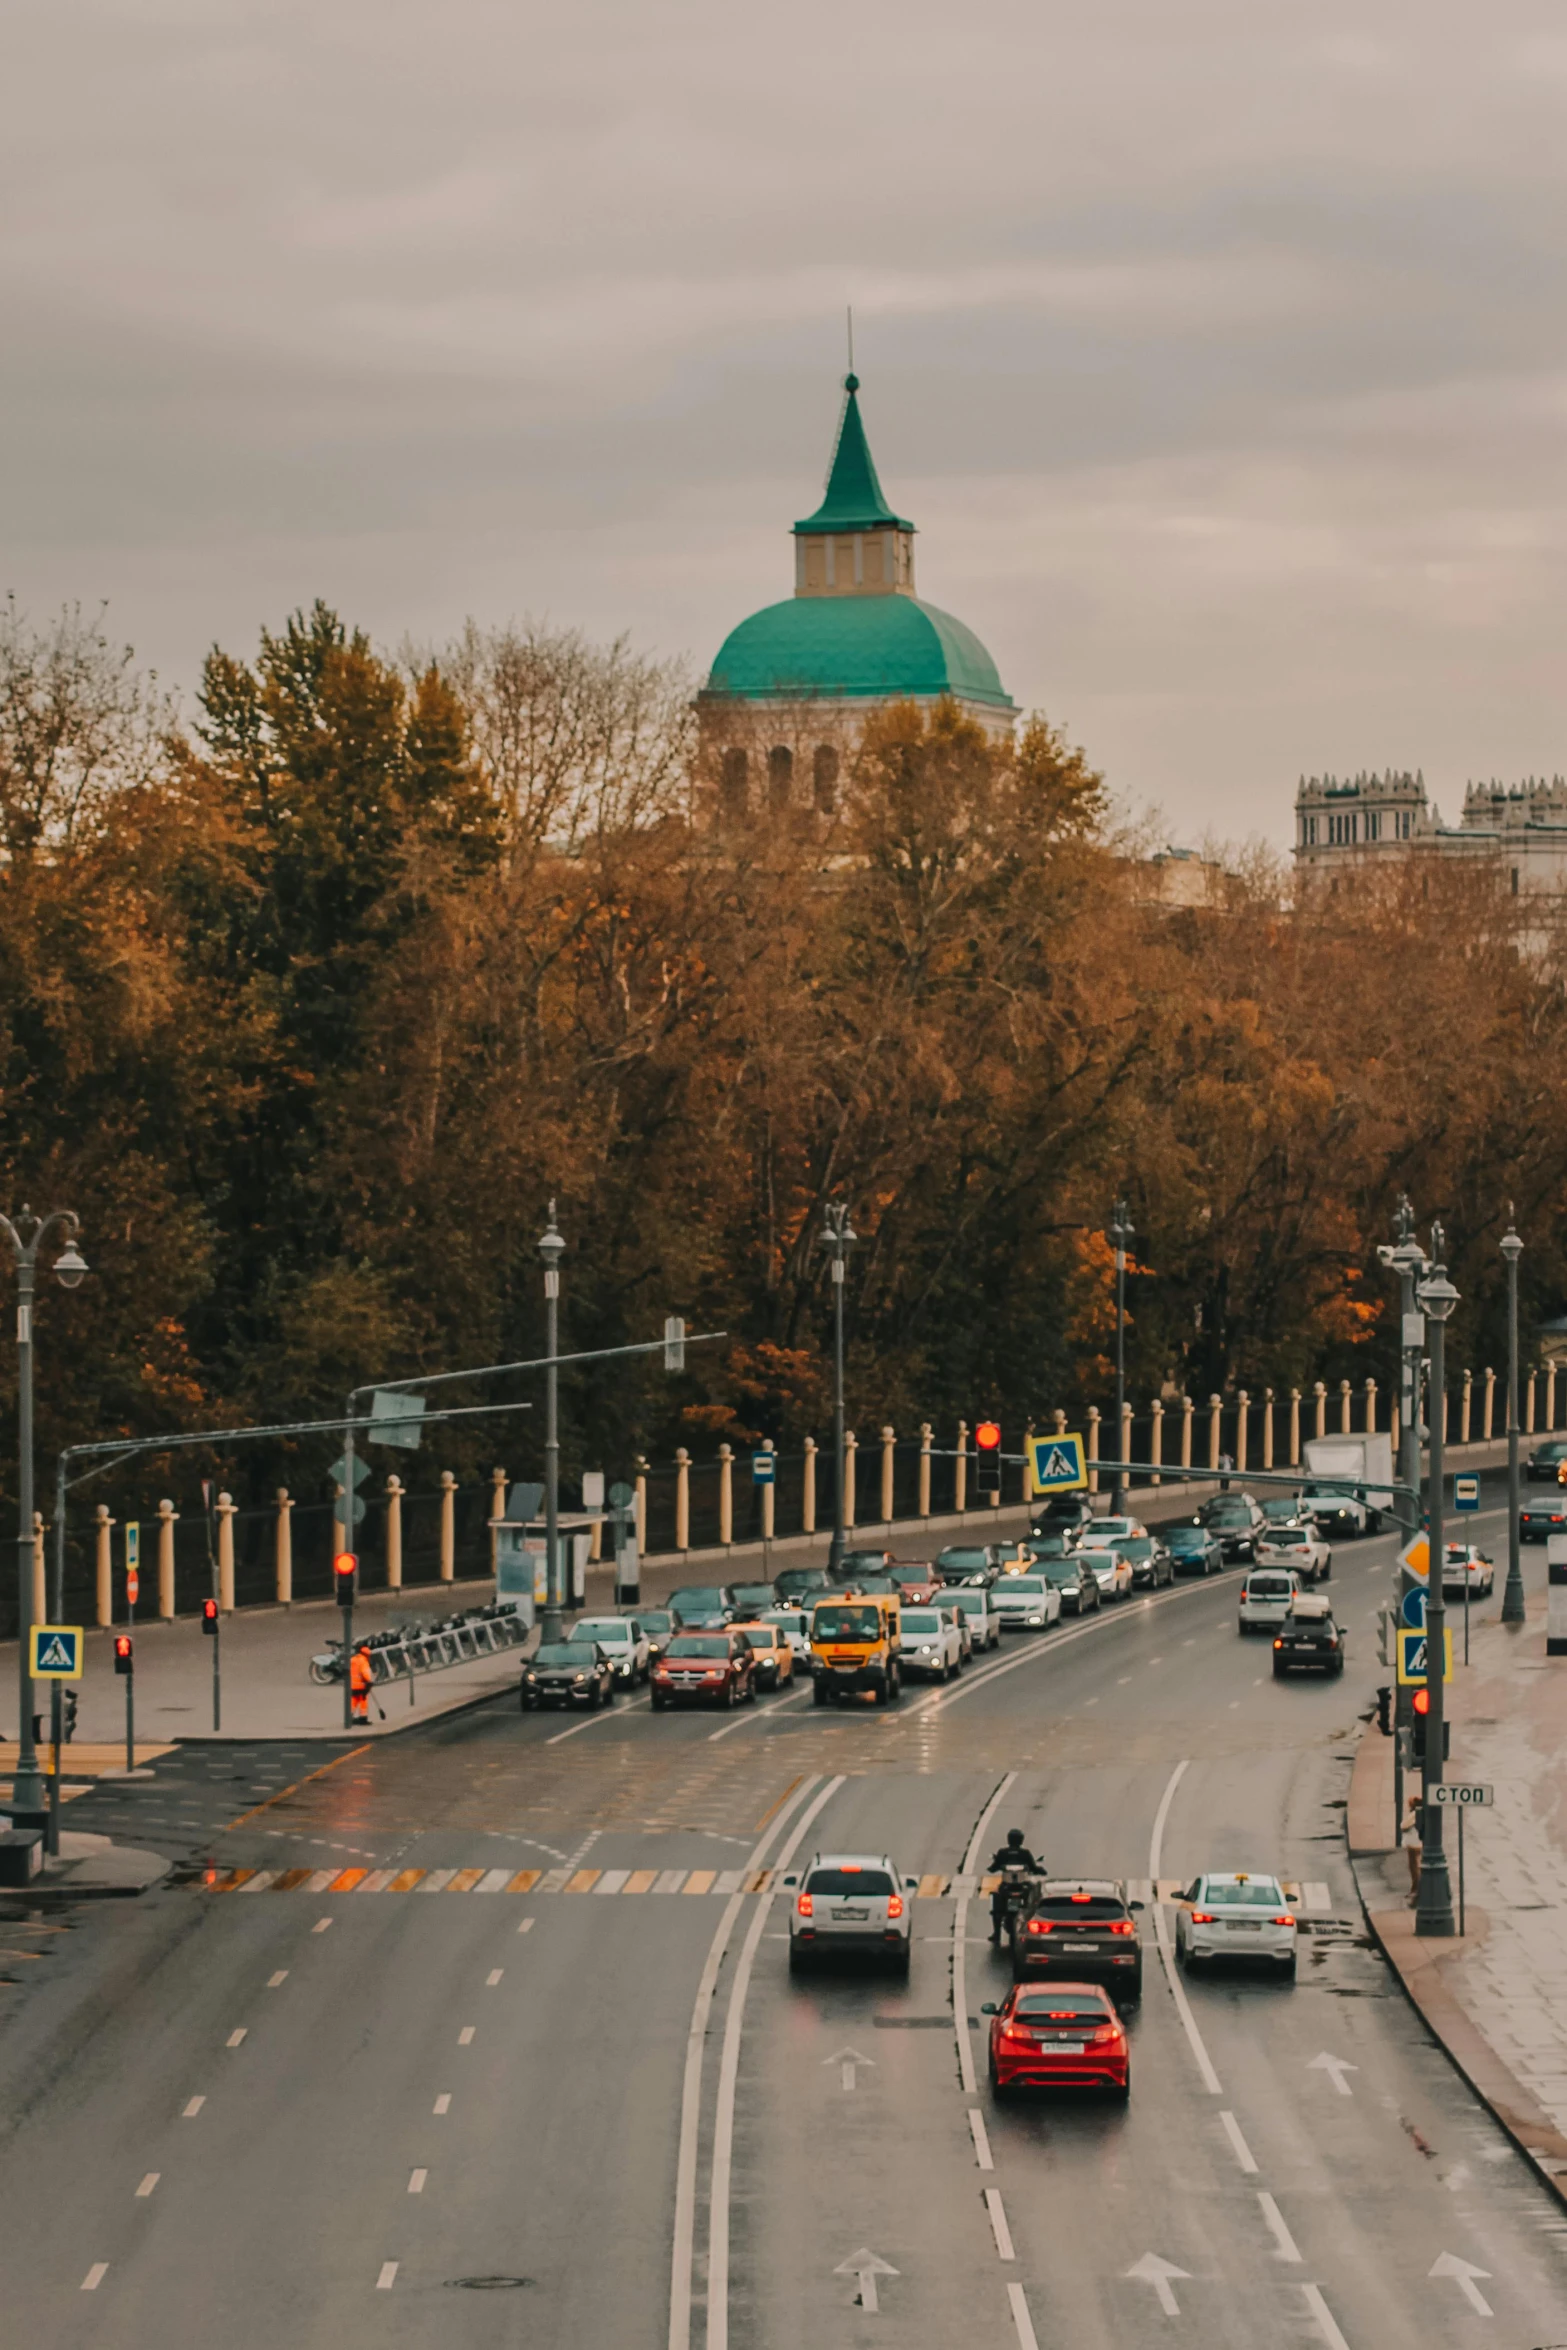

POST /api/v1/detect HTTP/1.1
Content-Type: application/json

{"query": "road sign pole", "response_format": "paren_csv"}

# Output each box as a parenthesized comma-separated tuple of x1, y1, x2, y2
(125, 1590, 135, 1776)
(1458, 1807, 1465, 1938)
(341, 1425, 356, 1731)
(1416, 1236, 1457, 1938)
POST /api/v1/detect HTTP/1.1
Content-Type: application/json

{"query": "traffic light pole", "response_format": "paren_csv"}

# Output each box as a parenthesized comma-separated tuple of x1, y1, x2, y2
(1416, 1235, 1458, 1938)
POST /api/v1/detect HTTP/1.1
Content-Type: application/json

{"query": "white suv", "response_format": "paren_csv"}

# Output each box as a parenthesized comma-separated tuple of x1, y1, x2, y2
(569, 1615, 650, 1684)
(783, 1852, 917, 1975)
(1237, 1569, 1301, 1635)
(898, 1607, 964, 1680)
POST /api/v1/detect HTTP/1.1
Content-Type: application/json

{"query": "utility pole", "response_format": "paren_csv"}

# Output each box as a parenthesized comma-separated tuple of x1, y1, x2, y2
(1109, 1199, 1133, 1516)
(1416, 1229, 1459, 1937)
(1501, 1219, 1525, 1625)
(823, 1201, 856, 1578)
(539, 1205, 566, 1644)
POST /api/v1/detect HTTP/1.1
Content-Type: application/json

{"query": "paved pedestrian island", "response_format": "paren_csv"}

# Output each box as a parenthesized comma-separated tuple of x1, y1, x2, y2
(201, 1861, 1337, 1904)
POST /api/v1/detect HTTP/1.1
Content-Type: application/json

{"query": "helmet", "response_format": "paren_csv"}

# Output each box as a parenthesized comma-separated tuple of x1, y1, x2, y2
(1005, 1828, 1026, 1849)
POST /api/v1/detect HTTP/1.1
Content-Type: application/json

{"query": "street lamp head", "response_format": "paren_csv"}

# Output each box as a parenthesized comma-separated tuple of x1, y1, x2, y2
(824, 1200, 856, 1252)
(1418, 1267, 1460, 1325)
(54, 1240, 87, 1291)
(1500, 1226, 1524, 1267)
(537, 1201, 565, 1271)
(1386, 1239, 1427, 1278)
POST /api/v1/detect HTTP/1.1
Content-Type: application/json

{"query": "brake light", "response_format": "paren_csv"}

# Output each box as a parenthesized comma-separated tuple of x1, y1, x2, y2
(1189, 1911, 1216, 1924)
(1271, 1914, 1296, 1928)
(887, 1894, 904, 1919)
(796, 1893, 813, 1918)
(840, 1863, 861, 1873)
(1026, 1919, 1053, 1935)
(1108, 1919, 1136, 1936)
(1070, 1892, 1093, 1903)
(1090, 2024, 1125, 2045)
(1273, 1638, 1283, 1649)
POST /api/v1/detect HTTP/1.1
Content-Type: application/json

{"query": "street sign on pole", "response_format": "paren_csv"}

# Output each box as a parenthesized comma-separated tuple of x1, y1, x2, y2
(1433, 1783, 1492, 1807)
(29, 1625, 83, 1679)
(1026, 1435, 1088, 1494)
(1453, 1475, 1480, 1513)
(329, 1454, 372, 1489)
(1399, 1586, 1427, 1631)
(1396, 1627, 1454, 1684)
(1398, 1532, 1430, 1580)
(751, 1453, 775, 1485)
(368, 1389, 425, 1450)
(125, 1521, 139, 1570)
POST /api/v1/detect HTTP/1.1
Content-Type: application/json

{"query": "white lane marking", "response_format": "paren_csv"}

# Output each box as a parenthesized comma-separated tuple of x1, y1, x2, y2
(408, 2169, 427, 2194)
(1148, 1760, 1223, 2096)
(709, 1684, 814, 1742)
(486, 1969, 504, 1986)
(182, 2096, 205, 2119)
(1258, 2192, 1302, 2262)
(954, 1772, 1018, 2096)
(1126, 2253, 1188, 2316)
(968, 2108, 994, 2170)
(1307, 2051, 1358, 2096)
(135, 2173, 159, 2198)
(985, 2188, 1016, 2260)
(226, 2029, 247, 2048)
(81, 2265, 108, 2291)
(517, 1918, 534, 1933)
(1302, 2281, 1353, 2348)
(668, 1773, 820, 2350)
(376, 2261, 398, 2290)
(458, 2027, 475, 2045)
(1007, 2281, 1040, 2349)
(1429, 2252, 1493, 2314)
(545, 1694, 652, 1745)
(267, 1971, 288, 1988)
(312, 1917, 332, 1933)
(1219, 2110, 1258, 2173)
(707, 1777, 845, 2350)
(434, 2094, 451, 2115)
(834, 2248, 898, 2312)
(824, 2047, 874, 2091)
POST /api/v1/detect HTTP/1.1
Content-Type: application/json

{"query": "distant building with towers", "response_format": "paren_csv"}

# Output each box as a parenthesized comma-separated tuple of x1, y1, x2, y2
(1295, 770, 1567, 899)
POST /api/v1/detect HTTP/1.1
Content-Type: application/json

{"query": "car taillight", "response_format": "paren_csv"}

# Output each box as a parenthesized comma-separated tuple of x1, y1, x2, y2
(796, 1893, 813, 1918)
(1026, 1920, 1053, 1935)
(1271, 1914, 1296, 1928)
(999, 2024, 1031, 2046)
(1090, 2024, 1124, 2044)
(887, 1894, 904, 1920)
(1273, 1638, 1284, 1648)
(1189, 1911, 1216, 1924)
(1070, 1892, 1093, 1904)
(1108, 1919, 1136, 1936)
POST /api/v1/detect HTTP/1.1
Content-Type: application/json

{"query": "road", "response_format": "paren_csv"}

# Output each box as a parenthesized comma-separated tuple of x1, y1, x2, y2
(2, 1497, 1565, 2347)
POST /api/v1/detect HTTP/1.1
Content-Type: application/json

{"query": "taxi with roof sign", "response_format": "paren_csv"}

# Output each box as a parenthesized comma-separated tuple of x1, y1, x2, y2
(1175, 1870, 1297, 1977)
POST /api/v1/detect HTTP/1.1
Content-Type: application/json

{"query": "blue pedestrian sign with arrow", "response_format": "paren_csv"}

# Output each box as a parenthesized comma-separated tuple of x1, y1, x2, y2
(1453, 1474, 1480, 1513)
(1027, 1435, 1088, 1494)
(29, 1624, 84, 1679)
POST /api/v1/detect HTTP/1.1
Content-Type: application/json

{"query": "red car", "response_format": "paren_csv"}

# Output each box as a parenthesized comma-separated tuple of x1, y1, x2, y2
(650, 1632, 757, 1710)
(887, 1563, 943, 1605)
(983, 1983, 1130, 2100)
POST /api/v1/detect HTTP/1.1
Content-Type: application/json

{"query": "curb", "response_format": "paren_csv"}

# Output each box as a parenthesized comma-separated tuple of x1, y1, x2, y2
(1345, 1717, 1567, 2207)
(173, 1670, 523, 1751)
(24, 1841, 172, 1901)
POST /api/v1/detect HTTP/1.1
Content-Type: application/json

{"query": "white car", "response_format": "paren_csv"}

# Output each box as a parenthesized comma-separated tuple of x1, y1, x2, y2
(945, 1586, 1001, 1650)
(784, 1851, 917, 1975)
(1175, 1872, 1297, 1977)
(763, 1605, 813, 1665)
(1076, 1545, 1133, 1603)
(1087, 1516, 1145, 1546)
(1253, 1522, 1332, 1582)
(569, 1614, 650, 1684)
(989, 1573, 1063, 1633)
(1441, 1544, 1496, 1599)
(1237, 1569, 1301, 1634)
(898, 1606, 965, 1680)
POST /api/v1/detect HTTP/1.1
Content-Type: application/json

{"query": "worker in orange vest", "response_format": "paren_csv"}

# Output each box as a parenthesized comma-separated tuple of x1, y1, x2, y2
(349, 1643, 374, 1724)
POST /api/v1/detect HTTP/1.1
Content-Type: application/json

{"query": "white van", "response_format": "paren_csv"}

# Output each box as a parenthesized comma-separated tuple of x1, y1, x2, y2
(1237, 1568, 1301, 1635)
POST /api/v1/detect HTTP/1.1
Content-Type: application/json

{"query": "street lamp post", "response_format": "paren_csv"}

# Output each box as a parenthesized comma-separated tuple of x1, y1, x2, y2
(1, 1208, 86, 1828)
(1109, 1199, 1133, 1515)
(1501, 1221, 1526, 1625)
(1416, 1231, 1459, 1938)
(823, 1201, 856, 1578)
(538, 1205, 566, 1647)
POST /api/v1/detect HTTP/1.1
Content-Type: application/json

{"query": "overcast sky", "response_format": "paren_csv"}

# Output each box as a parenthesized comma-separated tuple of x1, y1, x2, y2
(5, 1, 1567, 846)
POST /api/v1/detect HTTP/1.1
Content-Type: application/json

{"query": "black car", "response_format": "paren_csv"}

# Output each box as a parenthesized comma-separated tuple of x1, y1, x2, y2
(1030, 1496, 1097, 1542)
(1166, 1525, 1224, 1577)
(1035, 1555, 1101, 1614)
(1109, 1534, 1172, 1589)
(521, 1641, 615, 1710)
(774, 1567, 831, 1604)
(1011, 1878, 1144, 2005)
(1023, 1531, 1075, 1563)
(1519, 1495, 1567, 1543)
(1197, 1494, 1265, 1561)
(637, 1608, 678, 1661)
(1272, 1598, 1346, 1676)
(1526, 1438, 1567, 1484)
(729, 1582, 777, 1615)
(936, 1545, 1005, 1585)
(666, 1583, 737, 1629)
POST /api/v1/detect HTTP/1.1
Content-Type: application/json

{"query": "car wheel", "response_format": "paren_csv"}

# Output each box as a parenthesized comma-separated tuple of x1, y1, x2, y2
(1120, 1975, 1142, 2008)
(1278, 1957, 1297, 1981)
(1272, 1662, 1287, 1679)
(603, 1679, 615, 1703)
(813, 1679, 830, 1705)
(651, 1693, 667, 1712)
(1109, 2074, 1130, 2103)
(890, 1946, 911, 1978)
(1320, 1562, 1332, 1582)
(988, 2057, 1008, 2100)
(1180, 1944, 1202, 1973)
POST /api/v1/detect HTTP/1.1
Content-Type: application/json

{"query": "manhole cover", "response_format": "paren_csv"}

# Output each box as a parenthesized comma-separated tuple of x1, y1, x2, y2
(447, 2277, 533, 2291)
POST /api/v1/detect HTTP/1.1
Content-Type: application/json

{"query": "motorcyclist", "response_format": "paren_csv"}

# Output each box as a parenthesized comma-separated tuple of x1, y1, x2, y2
(988, 1826, 1043, 1943)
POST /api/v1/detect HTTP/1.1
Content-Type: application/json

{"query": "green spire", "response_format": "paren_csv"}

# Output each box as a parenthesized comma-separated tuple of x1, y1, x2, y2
(793, 375, 914, 536)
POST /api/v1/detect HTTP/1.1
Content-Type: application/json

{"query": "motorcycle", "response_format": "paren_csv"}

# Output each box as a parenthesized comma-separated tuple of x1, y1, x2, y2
(991, 1857, 1043, 1946)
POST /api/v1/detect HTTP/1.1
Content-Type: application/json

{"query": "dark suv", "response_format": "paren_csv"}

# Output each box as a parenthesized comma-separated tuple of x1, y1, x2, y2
(1011, 1879, 1145, 2005)
(1030, 1496, 1097, 1543)
(1197, 1494, 1265, 1562)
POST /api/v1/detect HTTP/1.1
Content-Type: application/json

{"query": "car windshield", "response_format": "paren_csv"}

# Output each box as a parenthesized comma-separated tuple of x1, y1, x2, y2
(890, 1567, 933, 1586)
(813, 1605, 882, 1640)
(997, 1577, 1045, 1595)
(1262, 1499, 1301, 1521)
(534, 1644, 598, 1666)
(1167, 1530, 1206, 1552)
(1205, 1504, 1250, 1523)
(900, 1612, 942, 1634)
(665, 1636, 730, 1658)
(572, 1621, 630, 1643)
(669, 1588, 728, 1612)
(938, 1550, 989, 1569)
(639, 1611, 675, 1633)
(1025, 1534, 1071, 1558)
(807, 1868, 894, 1896)
(1014, 1993, 1109, 2020)
(1077, 1550, 1117, 1570)
(731, 1585, 775, 1609)
(841, 1554, 889, 1572)
(1202, 1879, 1282, 1907)
(1112, 1538, 1152, 1561)
(948, 1590, 986, 1615)
(1032, 1895, 1128, 1921)
(1039, 1560, 1080, 1584)
(734, 1623, 777, 1646)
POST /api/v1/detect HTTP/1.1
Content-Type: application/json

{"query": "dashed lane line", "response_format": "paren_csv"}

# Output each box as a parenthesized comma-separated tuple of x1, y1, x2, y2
(954, 1774, 1018, 2097)
(1147, 1760, 1222, 2097)
(1219, 2111, 1258, 2173)
(985, 2189, 1016, 2261)
(81, 2265, 108, 2292)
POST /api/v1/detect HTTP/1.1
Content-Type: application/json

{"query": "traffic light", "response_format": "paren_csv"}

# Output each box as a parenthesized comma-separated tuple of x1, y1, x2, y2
(333, 1551, 358, 1608)
(1409, 1685, 1451, 1763)
(1375, 1685, 1392, 1736)
(202, 1598, 219, 1636)
(114, 1633, 133, 1676)
(976, 1421, 1002, 1495)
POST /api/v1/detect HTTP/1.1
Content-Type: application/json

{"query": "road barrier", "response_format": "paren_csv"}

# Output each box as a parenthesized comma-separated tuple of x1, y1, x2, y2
(308, 1602, 528, 1687)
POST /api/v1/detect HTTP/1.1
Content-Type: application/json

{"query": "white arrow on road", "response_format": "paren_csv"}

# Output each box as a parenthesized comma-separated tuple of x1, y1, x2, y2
(823, 2047, 876, 2092)
(1125, 2253, 1191, 2316)
(1307, 2050, 1359, 2096)
(834, 2248, 899, 2312)
(1429, 2252, 1493, 2315)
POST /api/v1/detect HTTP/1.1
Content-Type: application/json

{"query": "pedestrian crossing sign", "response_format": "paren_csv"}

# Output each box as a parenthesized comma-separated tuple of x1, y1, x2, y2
(1026, 1435, 1088, 1495)
(1396, 1626, 1453, 1685)
(29, 1624, 84, 1679)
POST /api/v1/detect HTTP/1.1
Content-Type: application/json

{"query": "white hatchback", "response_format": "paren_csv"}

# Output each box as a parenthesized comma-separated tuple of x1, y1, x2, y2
(1077, 1546, 1133, 1603)
(989, 1574, 1063, 1633)
(568, 1615, 650, 1684)
(1237, 1569, 1301, 1634)
(898, 1607, 964, 1680)
(1175, 1872, 1297, 1977)
(945, 1586, 1001, 1650)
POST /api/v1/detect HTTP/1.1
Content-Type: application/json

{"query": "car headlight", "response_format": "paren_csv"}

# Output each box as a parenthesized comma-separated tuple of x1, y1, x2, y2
(573, 1673, 586, 1684)
(524, 1671, 537, 1682)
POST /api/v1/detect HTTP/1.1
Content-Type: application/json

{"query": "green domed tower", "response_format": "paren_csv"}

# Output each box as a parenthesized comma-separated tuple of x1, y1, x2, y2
(699, 376, 1015, 810)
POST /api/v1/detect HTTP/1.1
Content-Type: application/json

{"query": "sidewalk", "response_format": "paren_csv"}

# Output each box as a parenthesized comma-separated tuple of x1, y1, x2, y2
(1347, 1543, 1567, 2199)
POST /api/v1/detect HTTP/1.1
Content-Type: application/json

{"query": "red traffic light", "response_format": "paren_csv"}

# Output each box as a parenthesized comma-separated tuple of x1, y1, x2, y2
(114, 1634, 133, 1675)
(976, 1421, 1002, 1451)
(201, 1598, 219, 1635)
(333, 1551, 358, 1606)
(1411, 1685, 1431, 1715)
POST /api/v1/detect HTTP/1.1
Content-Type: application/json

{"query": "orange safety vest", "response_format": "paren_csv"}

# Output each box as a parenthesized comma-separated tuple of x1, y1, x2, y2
(350, 1649, 373, 1693)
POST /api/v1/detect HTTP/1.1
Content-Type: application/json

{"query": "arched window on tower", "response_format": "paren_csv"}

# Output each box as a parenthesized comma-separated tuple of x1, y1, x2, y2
(813, 743, 839, 815)
(720, 746, 749, 819)
(767, 745, 793, 811)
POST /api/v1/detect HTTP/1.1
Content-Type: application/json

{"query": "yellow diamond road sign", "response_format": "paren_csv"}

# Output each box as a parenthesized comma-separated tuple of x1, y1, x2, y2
(1026, 1435, 1088, 1495)
(29, 1624, 84, 1679)
(1398, 1534, 1430, 1581)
